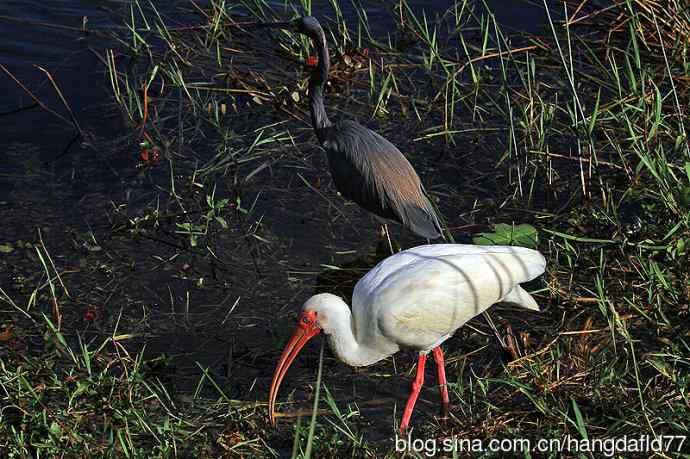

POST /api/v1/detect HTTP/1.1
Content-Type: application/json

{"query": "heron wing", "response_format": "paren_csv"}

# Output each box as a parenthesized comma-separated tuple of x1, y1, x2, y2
(321, 120, 441, 238)
(353, 244, 545, 350)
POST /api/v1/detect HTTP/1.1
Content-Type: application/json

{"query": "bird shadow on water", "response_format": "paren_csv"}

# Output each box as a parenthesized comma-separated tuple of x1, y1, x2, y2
(313, 239, 393, 298)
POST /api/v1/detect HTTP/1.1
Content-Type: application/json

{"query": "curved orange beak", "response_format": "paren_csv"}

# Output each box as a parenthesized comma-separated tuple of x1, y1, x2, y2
(268, 310, 321, 425)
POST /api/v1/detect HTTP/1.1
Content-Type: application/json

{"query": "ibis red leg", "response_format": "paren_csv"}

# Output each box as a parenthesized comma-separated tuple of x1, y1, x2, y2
(400, 352, 427, 433)
(432, 347, 450, 419)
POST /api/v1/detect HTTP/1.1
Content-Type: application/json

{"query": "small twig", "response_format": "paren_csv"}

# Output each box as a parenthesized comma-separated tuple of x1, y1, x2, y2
(531, 149, 624, 170)
(566, 1, 616, 26)
(167, 21, 262, 32)
(273, 397, 396, 419)
(0, 14, 111, 38)
(503, 321, 521, 360)
(559, 329, 606, 335)
(444, 344, 490, 365)
(507, 336, 560, 368)
(38, 229, 70, 299)
(274, 408, 332, 418)
(137, 82, 149, 140)
(0, 102, 38, 117)
(0, 287, 36, 323)
(34, 65, 83, 135)
(652, 12, 689, 158)
(0, 63, 72, 126)
(567, 0, 591, 25)
(454, 45, 540, 76)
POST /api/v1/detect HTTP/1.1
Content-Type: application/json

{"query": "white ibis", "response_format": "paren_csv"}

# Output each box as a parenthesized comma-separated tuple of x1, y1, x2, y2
(265, 17, 444, 239)
(268, 244, 546, 431)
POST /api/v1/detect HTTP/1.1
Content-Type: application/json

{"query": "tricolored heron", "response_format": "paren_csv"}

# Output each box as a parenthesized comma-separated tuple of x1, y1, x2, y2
(266, 16, 444, 240)
(268, 244, 546, 432)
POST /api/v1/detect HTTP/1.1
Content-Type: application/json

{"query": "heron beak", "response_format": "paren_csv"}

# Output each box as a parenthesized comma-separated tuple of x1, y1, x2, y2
(268, 311, 321, 425)
(259, 20, 295, 31)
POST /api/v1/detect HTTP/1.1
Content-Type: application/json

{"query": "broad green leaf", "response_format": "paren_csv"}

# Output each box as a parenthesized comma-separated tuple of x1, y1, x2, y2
(472, 223, 539, 248)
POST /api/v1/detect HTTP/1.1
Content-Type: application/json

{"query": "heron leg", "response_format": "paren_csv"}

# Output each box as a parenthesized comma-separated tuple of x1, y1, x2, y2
(432, 347, 450, 419)
(400, 352, 427, 433)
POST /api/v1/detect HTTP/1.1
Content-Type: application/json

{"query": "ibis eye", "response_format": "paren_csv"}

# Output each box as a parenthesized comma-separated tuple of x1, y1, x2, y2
(302, 317, 310, 324)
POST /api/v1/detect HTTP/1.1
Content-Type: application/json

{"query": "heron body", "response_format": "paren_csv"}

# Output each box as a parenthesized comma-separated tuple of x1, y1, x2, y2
(322, 121, 443, 239)
(269, 244, 546, 431)
(274, 17, 443, 239)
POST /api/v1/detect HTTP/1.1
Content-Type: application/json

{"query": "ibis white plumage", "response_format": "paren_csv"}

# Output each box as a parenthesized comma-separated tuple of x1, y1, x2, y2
(268, 244, 546, 431)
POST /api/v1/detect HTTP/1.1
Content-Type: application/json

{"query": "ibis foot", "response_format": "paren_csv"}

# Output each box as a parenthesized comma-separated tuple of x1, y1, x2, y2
(431, 347, 450, 417)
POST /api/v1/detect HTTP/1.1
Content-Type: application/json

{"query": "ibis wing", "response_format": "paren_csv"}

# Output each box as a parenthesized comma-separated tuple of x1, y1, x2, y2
(354, 246, 545, 350)
(354, 244, 545, 297)
(321, 120, 441, 238)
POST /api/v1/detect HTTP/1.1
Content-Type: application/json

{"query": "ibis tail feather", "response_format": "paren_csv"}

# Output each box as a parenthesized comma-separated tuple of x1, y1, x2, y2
(501, 285, 540, 311)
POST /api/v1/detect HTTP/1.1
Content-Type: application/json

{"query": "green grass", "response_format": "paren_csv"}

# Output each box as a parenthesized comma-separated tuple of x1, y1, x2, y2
(2, 0, 689, 457)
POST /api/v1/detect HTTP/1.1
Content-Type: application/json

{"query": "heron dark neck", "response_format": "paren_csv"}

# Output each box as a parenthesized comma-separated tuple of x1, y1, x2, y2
(308, 30, 332, 138)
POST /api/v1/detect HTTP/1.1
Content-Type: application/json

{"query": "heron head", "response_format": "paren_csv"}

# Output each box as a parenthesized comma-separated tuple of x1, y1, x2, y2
(293, 16, 323, 36)
(262, 16, 323, 38)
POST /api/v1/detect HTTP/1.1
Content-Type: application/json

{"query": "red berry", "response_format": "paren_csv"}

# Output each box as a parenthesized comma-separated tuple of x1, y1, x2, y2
(84, 305, 97, 322)
(306, 55, 318, 67)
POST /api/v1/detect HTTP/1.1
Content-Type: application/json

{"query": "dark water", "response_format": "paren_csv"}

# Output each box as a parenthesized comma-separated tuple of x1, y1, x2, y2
(0, 0, 551, 441)
(0, 0, 550, 238)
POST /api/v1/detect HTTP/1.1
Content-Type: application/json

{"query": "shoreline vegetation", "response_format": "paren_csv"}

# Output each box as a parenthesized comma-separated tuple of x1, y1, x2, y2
(1, 0, 689, 457)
